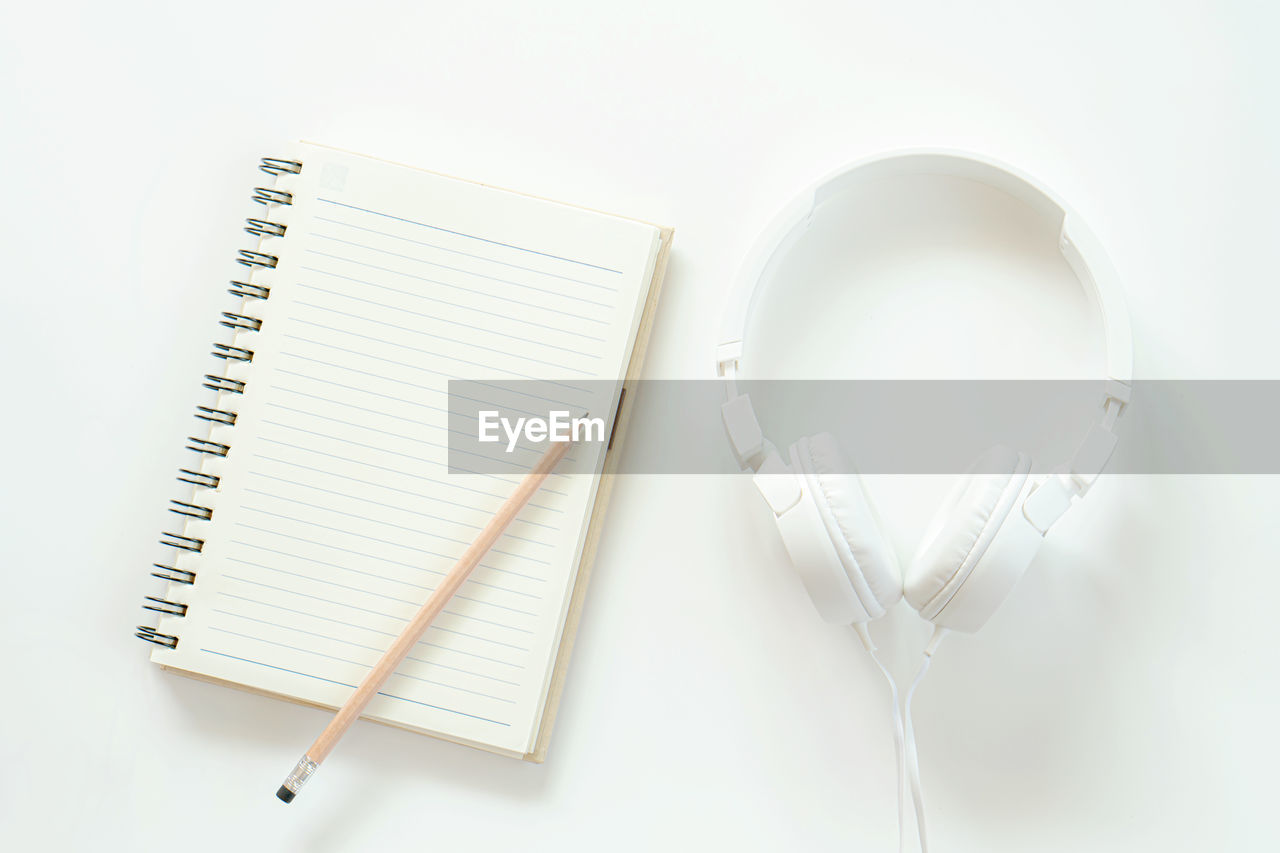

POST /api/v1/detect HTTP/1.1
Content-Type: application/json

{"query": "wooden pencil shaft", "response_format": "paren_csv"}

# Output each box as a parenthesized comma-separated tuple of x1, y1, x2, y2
(305, 440, 572, 765)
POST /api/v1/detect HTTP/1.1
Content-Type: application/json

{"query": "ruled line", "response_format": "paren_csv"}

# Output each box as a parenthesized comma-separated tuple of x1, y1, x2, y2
(239, 505, 551, 568)
(266, 377, 575, 480)
(198, 649, 512, 726)
(260, 418, 556, 477)
(215, 591, 525, 668)
(296, 261, 606, 338)
(254, 433, 568, 500)
(308, 237, 615, 310)
(225, 556, 538, 624)
(208, 627, 518, 703)
(235, 548, 440, 594)
(242, 485, 552, 549)
(222, 550, 537, 617)
(313, 215, 618, 291)
(316, 197, 624, 275)
(244, 460, 558, 532)
(268, 382, 436, 428)
(260, 419, 451, 466)
(277, 351, 459, 406)
(228, 537, 542, 600)
(260, 399, 578, 469)
(286, 319, 590, 393)
(250, 449, 561, 517)
(218, 591, 397, 637)
(225, 555, 537, 632)
(298, 264, 609, 341)
(295, 285, 605, 359)
(222, 575, 532, 651)
(245, 468, 479, 530)
(275, 351, 556, 423)
(282, 331, 597, 410)
(261, 385, 574, 478)
(252, 438, 565, 512)
(263, 399, 481, 452)
(210, 610, 522, 686)
(234, 520, 548, 583)
(273, 367, 449, 416)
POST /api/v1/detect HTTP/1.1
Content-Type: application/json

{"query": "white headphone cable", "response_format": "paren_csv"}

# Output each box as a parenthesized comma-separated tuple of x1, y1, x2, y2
(904, 627, 949, 853)
(854, 624, 909, 853)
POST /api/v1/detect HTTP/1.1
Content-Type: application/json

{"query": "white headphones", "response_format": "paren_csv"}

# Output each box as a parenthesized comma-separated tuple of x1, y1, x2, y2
(718, 150, 1134, 850)
(719, 149, 1133, 634)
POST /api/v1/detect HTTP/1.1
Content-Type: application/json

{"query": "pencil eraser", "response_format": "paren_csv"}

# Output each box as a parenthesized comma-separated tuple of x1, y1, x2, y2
(276, 785, 296, 804)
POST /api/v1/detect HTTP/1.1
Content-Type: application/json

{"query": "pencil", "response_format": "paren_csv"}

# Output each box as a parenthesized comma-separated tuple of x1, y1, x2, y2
(276, 437, 574, 802)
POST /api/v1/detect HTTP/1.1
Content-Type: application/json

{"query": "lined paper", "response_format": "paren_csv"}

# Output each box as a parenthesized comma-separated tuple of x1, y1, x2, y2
(156, 143, 661, 755)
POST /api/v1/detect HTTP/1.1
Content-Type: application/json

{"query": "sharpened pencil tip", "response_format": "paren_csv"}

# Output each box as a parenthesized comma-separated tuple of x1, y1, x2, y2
(276, 785, 296, 803)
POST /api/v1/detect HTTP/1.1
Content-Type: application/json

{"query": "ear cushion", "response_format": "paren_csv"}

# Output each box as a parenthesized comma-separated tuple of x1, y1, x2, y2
(792, 433, 903, 618)
(904, 445, 1032, 621)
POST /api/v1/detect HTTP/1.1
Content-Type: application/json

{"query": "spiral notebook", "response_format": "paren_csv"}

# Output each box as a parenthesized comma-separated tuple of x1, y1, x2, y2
(137, 141, 672, 760)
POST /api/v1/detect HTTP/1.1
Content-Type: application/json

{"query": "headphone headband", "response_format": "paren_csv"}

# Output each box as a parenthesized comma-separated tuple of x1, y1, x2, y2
(716, 149, 1133, 383)
(720, 153, 1137, 844)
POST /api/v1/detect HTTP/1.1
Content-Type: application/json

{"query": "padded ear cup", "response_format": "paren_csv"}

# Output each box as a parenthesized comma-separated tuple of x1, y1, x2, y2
(791, 433, 903, 618)
(904, 445, 1032, 622)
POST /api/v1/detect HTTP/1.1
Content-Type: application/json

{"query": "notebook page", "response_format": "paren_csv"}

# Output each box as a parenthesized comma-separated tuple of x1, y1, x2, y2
(155, 143, 660, 755)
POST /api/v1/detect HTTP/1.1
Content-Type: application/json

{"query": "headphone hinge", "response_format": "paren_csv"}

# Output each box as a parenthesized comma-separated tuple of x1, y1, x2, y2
(1022, 475, 1074, 534)
(722, 392, 765, 471)
(1103, 379, 1132, 420)
(716, 342, 742, 377)
(753, 450, 802, 515)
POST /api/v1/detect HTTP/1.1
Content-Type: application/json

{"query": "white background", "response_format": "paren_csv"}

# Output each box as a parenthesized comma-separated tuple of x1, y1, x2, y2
(2, 1, 1278, 850)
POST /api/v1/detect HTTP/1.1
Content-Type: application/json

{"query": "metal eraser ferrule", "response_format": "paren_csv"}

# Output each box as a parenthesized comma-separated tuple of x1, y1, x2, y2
(278, 755, 318, 802)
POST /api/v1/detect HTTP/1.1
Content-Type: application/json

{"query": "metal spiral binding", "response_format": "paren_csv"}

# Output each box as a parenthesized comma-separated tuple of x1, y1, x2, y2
(220, 312, 263, 332)
(260, 158, 302, 176)
(170, 499, 213, 521)
(138, 155, 300, 652)
(245, 217, 287, 238)
(212, 342, 253, 362)
(203, 374, 245, 394)
(237, 249, 278, 269)
(229, 280, 269, 300)
(178, 468, 220, 488)
(186, 436, 230, 457)
(144, 596, 189, 616)
(152, 563, 196, 585)
(136, 626, 179, 649)
(253, 187, 293, 206)
(160, 531, 204, 553)
(195, 405, 237, 425)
